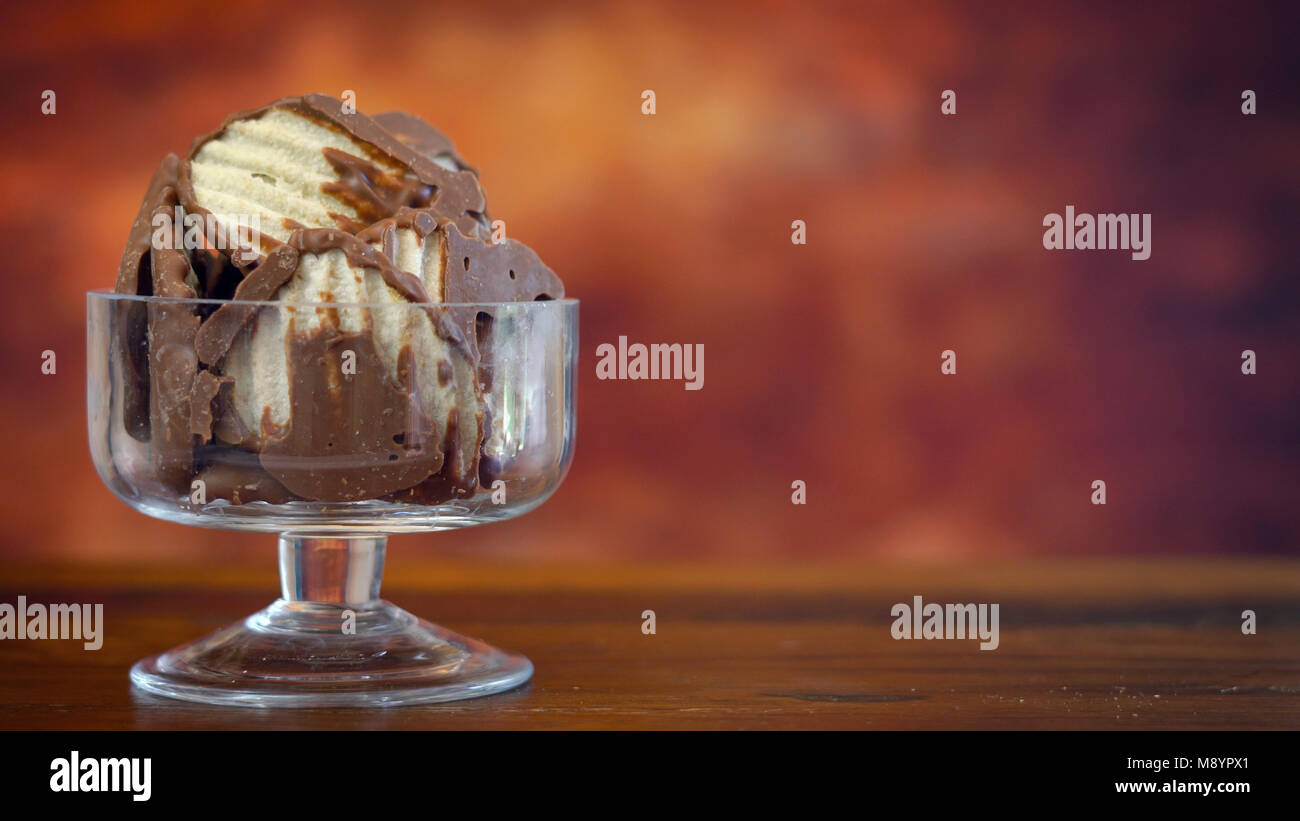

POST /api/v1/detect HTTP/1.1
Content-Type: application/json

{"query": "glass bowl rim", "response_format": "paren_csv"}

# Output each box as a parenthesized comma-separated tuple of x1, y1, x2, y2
(87, 289, 578, 310)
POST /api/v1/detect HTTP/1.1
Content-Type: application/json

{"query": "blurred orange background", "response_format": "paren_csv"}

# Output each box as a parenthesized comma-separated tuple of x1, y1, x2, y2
(0, 0, 1296, 563)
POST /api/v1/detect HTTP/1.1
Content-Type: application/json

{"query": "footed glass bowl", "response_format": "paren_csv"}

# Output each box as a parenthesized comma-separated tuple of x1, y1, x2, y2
(87, 291, 577, 707)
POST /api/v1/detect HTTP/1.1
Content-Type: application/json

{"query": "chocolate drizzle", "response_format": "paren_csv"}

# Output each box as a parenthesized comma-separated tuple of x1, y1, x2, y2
(193, 227, 431, 367)
(292, 228, 429, 302)
(290, 93, 486, 236)
(321, 147, 435, 231)
(192, 243, 297, 367)
(354, 208, 563, 304)
(356, 209, 438, 267)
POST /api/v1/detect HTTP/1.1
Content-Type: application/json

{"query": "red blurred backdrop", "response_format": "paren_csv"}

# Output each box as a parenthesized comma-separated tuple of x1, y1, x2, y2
(0, 0, 1296, 562)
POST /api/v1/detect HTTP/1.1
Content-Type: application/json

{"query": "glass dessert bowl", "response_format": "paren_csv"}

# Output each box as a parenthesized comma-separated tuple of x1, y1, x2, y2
(87, 291, 577, 707)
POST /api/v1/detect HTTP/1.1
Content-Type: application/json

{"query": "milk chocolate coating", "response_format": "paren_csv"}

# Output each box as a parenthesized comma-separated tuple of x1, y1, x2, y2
(373, 110, 478, 175)
(355, 208, 438, 263)
(358, 209, 564, 501)
(440, 221, 562, 491)
(115, 155, 180, 442)
(192, 237, 244, 300)
(190, 370, 232, 444)
(356, 206, 567, 500)
(290, 93, 485, 235)
(192, 243, 298, 367)
(385, 404, 476, 503)
(193, 449, 297, 505)
(193, 227, 435, 367)
(211, 377, 255, 449)
(355, 209, 476, 354)
(116, 155, 179, 296)
(473, 310, 501, 489)
(379, 355, 481, 503)
(442, 222, 564, 304)
(176, 94, 488, 270)
(147, 186, 203, 493)
(258, 331, 443, 502)
(353, 208, 563, 304)
(192, 225, 479, 502)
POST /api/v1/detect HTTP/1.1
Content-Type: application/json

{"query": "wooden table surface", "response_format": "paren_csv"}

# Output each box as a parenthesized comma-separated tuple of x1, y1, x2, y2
(1, 558, 1297, 730)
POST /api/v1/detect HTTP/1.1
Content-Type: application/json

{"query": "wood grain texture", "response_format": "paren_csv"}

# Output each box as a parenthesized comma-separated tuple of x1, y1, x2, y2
(0, 559, 1296, 730)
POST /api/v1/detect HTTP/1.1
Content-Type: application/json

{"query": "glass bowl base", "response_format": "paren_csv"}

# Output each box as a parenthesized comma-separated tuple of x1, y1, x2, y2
(129, 599, 533, 708)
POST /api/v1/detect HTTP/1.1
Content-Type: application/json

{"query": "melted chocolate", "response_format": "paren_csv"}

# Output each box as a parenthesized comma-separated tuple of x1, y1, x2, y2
(441, 222, 564, 303)
(115, 154, 179, 297)
(321, 147, 434, 231)
(258, 329, 442, 502)
(146, 186, 204, 493)
(191, 231, 244, 301)
(385, 401, 478, 503)
(194, 227, 432, 367)
(355, 209, 437, 267)
(291, 93, 485, 234)
(372, 110, 478, 175)
(190, 370, 232, 444)
(294, 228, 429, 302)
(193, 448, 298, 505)
(436, 219, 563, 424)
(361, 209, 564, 503)
(350, 207, 562, 303)
(211, 376, 255, 449)
(474, 310, 500, 489)
(193, 242, 299, 366)
(146, 305, 200, 493)
(115, 155, 180, 443)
